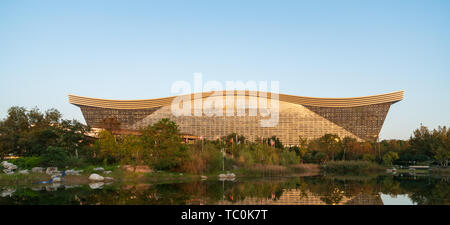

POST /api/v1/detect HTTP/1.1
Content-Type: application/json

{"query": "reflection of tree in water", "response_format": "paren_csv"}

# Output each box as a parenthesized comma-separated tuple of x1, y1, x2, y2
(395, 176, 450, 205)
(0, 175, 448, 205)
(320, 187, 345, 205)
(223, 181, 285, 203)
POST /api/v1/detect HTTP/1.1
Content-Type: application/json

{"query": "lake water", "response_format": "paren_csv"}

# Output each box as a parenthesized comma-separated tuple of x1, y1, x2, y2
(0, 174, 448, 205)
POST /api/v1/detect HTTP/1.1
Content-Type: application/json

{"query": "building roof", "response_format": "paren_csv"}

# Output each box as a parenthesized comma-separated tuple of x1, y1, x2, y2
(68, 90, 404, 109)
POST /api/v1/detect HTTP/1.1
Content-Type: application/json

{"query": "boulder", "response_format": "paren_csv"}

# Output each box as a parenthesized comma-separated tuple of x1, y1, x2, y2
(218, 174, 227, 179)
(66, 169, 82, 176)
(201, 176, 207, 180)
(1, 161, 17, 170)
(93, 167, 104, 172)
(31, 167, 45, 173)
(52, 177, 61, 182)
(104, 177, 114, 181)
(46, 167, 59, 175)
(18, 170, 29, 175)
(103, 170, 112, 174)
(89, 173, 104, 181)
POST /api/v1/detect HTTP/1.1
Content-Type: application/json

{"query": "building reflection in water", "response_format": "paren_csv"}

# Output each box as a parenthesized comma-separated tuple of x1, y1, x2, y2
(215, 189, 383, 205)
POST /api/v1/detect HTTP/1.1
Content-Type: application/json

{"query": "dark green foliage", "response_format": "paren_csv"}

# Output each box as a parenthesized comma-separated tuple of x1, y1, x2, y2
(8, 156, 42, 169)
(40, 146, 69, 168)
(0, 106, 92, 159)
(140, 118, 189, 170)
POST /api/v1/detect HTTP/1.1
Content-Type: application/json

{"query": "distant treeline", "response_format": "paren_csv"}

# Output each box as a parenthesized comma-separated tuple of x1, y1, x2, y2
(0, 106, 448, 173)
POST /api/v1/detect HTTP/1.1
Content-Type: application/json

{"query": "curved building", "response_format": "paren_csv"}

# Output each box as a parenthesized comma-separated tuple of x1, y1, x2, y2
(68, 91, 403, 145)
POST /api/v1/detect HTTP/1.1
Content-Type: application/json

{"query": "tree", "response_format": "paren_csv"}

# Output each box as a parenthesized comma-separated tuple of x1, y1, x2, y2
(317, 134, 341, 161)
(382, 151, 399, 166)
(433, 146, 449, 167)
(40, 146, 69, 168)
(56, 119, 91, 158)
(409, 125, 437, 157)
(0, 107, 30, 156)
(296, 136, 308, 162)
(342, 137, 358, 161)
(120, 135, 145, 165)
(140, 118, 188, 170)
(410, 125, 449, 167)
(0, 106, 94, 158)
(94, 130, 119, 164)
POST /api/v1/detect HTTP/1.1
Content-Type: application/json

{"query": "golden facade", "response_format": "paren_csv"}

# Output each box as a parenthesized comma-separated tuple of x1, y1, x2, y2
(68, 91, 403, 145)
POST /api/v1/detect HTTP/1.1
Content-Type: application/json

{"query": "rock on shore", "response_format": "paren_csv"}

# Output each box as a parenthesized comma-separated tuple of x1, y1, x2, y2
(89, 173, 104, 181)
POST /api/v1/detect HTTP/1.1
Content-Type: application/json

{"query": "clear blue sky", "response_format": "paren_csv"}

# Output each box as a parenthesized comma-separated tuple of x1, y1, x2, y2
(1, 0, 449, 140)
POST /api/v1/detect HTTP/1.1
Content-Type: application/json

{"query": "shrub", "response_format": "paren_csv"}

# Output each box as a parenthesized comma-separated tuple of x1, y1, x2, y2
(40, 146, 69, 168)
(279, 150, 300, 166)
(236, 149, 255, 167)
(8, 156, 42, 169)
(152, 144, 189, 171)
(382, 151, 399, 165)
(362, 154, 375, 162)
(313, 152, 328, 163)
(204, 149, 223, 172)
(65, 157, 88, 168)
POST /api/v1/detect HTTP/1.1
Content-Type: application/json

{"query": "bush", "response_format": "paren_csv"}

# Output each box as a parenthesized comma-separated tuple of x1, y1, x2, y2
(313, 152, 327, 163)
(236, 149, 255, 167)
(8, 156, 42, 169)
(40, 146, 69, 168)
(204, 149, 223, 172)
(362, 154, 375, 162)
(279, 150, 300, 166)
(152, 144, 189, 171)
(65, 157, 88, 168)
(382, 151, 399, 166)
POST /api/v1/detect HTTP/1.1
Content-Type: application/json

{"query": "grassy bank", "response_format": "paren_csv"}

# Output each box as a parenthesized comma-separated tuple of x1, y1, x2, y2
(238, 163, 320, 177)
(321, 160, 386, 175)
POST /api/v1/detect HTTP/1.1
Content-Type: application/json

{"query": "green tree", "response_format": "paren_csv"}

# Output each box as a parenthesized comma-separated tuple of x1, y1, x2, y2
(317, 134, 341, 161)
(297, 136, 308, 162)
(382, 151, 399, 166)
(140, 118, 188, 170)
(120, 135, 145, 165)
(95, 130, 120, 164)
(433, 146, 449, 167)
(40, 146, 69, 168)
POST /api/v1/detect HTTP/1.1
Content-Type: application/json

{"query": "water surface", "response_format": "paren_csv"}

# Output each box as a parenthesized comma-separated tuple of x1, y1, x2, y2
(1, 174, 448, 205)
